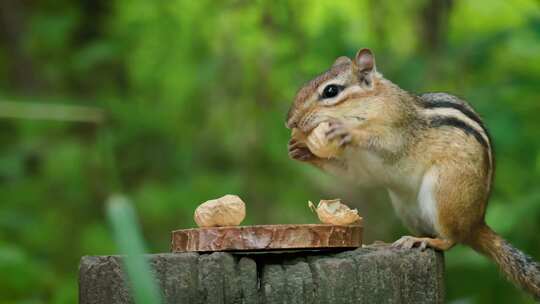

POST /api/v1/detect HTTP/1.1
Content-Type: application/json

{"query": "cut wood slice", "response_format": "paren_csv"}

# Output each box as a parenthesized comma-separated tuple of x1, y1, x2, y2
(171, 223, 363, 252)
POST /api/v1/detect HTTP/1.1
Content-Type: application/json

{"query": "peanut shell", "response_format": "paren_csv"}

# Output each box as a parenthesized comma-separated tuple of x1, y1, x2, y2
(194, 194, 246, 227)
(308, 199, 361, 225)
(306, 122, 341, 158)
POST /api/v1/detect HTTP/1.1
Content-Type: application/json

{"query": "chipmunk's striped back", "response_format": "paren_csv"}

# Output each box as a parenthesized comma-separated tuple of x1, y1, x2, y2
(416, 93, 494, 193)
(287, 48, 540, 299)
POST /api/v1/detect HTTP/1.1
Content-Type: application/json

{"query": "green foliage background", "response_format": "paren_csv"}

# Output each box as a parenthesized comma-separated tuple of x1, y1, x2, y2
(0, 0, 539, 303)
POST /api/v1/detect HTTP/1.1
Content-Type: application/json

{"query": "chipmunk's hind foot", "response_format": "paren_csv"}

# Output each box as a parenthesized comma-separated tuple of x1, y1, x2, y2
(392, 236, 455, 251)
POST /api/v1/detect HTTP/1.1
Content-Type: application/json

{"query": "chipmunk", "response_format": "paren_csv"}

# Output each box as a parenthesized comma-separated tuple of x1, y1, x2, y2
(286, 48, 540, 298)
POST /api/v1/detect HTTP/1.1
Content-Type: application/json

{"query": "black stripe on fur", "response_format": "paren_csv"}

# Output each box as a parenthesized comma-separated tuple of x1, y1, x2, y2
(429, 116, 489, 148)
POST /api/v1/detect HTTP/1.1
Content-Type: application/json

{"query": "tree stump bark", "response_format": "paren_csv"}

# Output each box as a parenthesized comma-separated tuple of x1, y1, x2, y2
(79, 243, 445, 304)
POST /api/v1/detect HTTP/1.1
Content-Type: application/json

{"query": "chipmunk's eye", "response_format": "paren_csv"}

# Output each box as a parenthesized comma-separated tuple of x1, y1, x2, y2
(322, 84, 340, 99)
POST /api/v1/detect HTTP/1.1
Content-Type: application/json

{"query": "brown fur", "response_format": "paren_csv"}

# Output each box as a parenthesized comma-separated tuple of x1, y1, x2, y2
(287, 62, 352, 127)
(286, 48, 540, 299)
(470, 225, 540, 299)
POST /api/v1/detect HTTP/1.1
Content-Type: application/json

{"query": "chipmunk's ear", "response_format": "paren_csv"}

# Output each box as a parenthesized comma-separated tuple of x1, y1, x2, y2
(354, 48, 375, 72)
(354, 48, 376, 84)
(332, 56, 351, 67)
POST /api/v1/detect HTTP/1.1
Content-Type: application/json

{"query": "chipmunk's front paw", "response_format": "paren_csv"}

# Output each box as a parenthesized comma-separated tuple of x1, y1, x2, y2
(288, 138, 317, 162)
(325, 121, 352, 147)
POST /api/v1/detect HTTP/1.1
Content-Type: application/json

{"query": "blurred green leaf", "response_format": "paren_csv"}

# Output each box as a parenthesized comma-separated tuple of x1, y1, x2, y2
(107, 195, 163, 304)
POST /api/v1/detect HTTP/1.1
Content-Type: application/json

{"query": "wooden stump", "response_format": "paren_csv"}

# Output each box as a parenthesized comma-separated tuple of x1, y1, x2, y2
(171, 224, 363, 252)
(80, 244, 445, 304)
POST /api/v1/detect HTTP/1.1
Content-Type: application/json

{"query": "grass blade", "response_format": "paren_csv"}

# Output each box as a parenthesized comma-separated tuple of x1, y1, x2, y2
(107, 195, 163, 304)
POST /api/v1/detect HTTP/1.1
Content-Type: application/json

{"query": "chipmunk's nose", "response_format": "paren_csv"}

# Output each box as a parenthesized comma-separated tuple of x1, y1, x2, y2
(286, 119, 297, 129)
(285, 107, 297, 129)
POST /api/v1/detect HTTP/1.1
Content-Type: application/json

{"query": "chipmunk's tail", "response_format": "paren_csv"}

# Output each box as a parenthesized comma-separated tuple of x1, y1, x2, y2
(468, 224, 540, 299)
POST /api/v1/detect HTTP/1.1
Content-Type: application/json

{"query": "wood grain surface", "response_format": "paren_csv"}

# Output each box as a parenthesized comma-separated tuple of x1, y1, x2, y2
(171, 224, 363, 252)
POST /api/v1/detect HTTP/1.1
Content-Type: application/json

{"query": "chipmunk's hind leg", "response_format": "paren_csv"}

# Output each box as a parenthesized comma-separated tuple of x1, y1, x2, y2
(392, 236, 455, 251)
